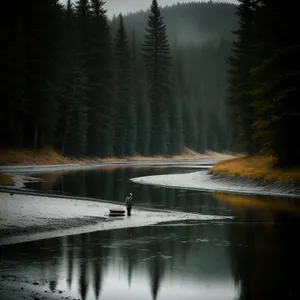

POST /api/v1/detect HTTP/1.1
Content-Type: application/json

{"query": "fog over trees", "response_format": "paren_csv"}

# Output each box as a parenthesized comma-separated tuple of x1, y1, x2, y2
(1, 0, 237, 157)
(3, 0, 298, 167)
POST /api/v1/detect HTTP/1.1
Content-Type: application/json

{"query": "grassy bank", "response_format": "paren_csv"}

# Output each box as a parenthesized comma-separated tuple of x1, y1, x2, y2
(0, 148, 82, 166)
(210, 156, 300, 183)
(0, 148, 234, 166)
(0, 173, 14, 185)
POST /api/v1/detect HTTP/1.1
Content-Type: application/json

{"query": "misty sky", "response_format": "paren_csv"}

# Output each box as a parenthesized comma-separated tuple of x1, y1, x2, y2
(63, 1, 238, 18)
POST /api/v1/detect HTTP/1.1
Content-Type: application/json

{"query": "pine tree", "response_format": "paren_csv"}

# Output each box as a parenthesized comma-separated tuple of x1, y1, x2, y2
(59, 2, 89, 157)
(23, 0, 63, 148)
(86, 0, 114, 157)
(169, 42, 184, 154)
(142, 0, 172, 155)
(75, 0, 90, 26)
(57, 0, 75, 154)
(126, 30, 138, 156)
(114, 14, 133, 157)
(132, 30, 151, 155)
(227, 0, 256, 154)
(62, 54, 89, 157)
(251, 0, 300, 166)
(0, 1, 238, 157)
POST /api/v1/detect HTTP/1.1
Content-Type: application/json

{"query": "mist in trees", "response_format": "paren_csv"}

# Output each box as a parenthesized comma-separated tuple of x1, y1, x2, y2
(114, 15, 134, 157)
(1, 0, 237, 157)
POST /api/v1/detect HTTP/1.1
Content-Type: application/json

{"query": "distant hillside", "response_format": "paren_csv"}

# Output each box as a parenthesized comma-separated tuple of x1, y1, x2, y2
(109, 2, 238, 152)
(110, 1, 237, 45)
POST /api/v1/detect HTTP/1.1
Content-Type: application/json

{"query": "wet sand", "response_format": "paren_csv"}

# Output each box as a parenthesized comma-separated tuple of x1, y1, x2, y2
(0, 191, 231, 246)
(131, 170, 300, 198)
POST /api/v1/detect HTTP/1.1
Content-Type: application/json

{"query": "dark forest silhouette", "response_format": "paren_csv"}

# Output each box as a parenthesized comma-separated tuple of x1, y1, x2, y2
(228, 0, 300, 167)
(0, 0, 236, 157)
(1, 0, 299, 167)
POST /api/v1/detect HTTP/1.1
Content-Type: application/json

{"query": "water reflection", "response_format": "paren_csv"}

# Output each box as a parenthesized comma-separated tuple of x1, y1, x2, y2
(2, 170, 300, 299)
(214, 192, 300, 218)
(25, 167, 232, 215)
(1, 198, 300, 299)
(214, 192, 300, 300)
(1, 222, 237, 300)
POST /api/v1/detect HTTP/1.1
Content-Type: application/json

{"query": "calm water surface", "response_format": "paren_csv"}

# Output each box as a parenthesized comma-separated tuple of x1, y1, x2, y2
(25, 167, 233, 214)
(1, 167, 300, 300)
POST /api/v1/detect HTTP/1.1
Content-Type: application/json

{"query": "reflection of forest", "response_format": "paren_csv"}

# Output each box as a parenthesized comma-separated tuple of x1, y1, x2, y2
(214, 192, 300, 300)
(26, 168, 229, 215)
(1, 223, 235, 300)
(5, 174, 300, 299)
(3, 201, 299, 300)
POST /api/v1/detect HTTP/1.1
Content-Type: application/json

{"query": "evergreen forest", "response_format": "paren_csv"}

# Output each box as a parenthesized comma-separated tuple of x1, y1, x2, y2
(1, 0, 299, 168)
(0, 0, 237, 157)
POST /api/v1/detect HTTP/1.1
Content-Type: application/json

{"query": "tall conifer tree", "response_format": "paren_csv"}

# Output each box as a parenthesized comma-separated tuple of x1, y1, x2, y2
(228, 0, 256, 154)
(87, 0, 114, 157)
(251, 0, 300, 166)
(132, 30, 151, 155)
(60, 2, 89, 157)
(142, 0, 172, 155)
(114, 15, 133, 157)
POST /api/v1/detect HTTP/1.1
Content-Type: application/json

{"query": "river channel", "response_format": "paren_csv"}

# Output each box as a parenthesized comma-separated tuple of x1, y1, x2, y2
(1, 166, 300, 300)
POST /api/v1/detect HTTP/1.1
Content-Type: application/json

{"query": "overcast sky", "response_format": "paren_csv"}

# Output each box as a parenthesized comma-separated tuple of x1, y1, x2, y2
(63, 1, 238, 18)
(105, 0, 238, 17)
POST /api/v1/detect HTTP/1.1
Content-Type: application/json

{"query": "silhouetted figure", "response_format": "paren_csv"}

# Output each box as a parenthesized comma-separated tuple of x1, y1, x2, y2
(125, 193, 133, 216)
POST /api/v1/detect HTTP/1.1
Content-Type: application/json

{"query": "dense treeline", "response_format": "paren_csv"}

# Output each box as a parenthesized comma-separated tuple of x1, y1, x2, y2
(0, 0, 236, 157)
(229, 0, 300, 167)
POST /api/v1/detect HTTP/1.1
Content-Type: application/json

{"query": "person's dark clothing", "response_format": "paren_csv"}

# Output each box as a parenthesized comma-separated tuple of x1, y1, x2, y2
(126, 206, 132, 216)
(125, 195, 133, 216)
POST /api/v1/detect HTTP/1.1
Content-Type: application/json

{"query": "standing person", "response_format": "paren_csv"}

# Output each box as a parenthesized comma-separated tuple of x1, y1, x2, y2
(125, 193, 133, 216)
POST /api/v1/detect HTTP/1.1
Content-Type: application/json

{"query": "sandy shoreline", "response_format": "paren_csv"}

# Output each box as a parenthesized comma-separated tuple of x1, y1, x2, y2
(1, 159, 294, 300)
(0, 159, 218, 174)
(1, 157, 299, 247)
(131, 170, 300, 198)
(0, 159, 227, 247)
(0, 191, 232, 246)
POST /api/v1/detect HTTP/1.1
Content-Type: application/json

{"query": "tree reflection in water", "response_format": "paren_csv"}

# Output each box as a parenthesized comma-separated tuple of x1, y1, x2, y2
(1, 186, 300, 299)
(214, 192, 300, 300)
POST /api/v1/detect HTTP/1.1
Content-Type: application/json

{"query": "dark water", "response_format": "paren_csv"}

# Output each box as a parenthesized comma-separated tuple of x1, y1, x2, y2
(1, 167, 300, 300)
(24, 167, 232, 215)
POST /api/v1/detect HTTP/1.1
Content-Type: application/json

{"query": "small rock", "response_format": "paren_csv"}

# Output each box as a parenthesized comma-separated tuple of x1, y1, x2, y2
(33, 282, 39, 285)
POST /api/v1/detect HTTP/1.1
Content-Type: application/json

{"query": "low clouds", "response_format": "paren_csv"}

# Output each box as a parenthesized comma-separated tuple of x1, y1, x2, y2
(61, 0, 238, 18)
(103, 0, 238, 18)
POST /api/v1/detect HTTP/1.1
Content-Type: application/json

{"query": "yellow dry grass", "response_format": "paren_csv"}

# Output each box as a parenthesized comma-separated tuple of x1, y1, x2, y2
(210, 156, 300, 183)
(0, 173, 14, 185)
(0, 146, 238, 166)
(0, 147, 83, 166)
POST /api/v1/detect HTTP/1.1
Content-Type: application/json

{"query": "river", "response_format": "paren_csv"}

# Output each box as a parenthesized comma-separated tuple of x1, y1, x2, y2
(1, 167, 300, 300)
